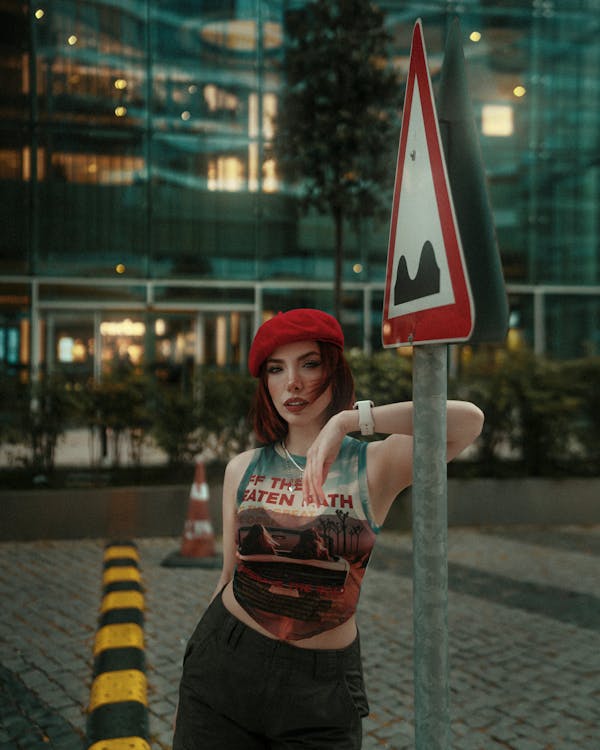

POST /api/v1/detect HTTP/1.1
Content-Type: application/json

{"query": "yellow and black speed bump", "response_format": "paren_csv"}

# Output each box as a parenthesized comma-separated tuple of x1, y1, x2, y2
(86, 541, 150, 750)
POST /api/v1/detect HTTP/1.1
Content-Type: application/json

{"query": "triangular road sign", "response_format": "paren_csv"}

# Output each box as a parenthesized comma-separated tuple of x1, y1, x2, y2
(383, 19, 474, 347)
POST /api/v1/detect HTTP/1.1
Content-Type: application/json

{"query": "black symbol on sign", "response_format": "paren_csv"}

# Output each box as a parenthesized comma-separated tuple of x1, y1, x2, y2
(394, 240, 441, 305)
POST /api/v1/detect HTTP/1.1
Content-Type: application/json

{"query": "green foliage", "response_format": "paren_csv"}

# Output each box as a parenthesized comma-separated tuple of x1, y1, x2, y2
(151, 384, 202, 467)
(0, 370, 23, 445)
(455, 350, 587, 476)
(194, 369, 257, 460)
(450, 351, 516, 474)
(1, 373, 77, 474)
(275, 0, 402, 317)
(276, 0, 401, 218)
(347, 349, 412, 407)
(150, 369, 256, 465)
(74, 371, 153, 467)
(560, 357, 600, 465)
(2, 350, 599, 481)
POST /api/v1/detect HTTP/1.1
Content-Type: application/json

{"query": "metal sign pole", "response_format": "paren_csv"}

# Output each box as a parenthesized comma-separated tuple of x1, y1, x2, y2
(412, 343, 450, 750)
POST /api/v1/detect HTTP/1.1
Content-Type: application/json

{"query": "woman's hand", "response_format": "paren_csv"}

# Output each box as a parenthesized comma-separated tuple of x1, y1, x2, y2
(303, 412, 351, 503)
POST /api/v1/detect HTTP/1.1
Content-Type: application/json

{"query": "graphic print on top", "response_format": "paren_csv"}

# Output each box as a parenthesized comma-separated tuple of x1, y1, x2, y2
(232, 437, 380, 640)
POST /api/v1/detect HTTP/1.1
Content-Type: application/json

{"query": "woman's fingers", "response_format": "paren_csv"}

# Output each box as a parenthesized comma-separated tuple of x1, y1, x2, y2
(303, 436, 336, 504)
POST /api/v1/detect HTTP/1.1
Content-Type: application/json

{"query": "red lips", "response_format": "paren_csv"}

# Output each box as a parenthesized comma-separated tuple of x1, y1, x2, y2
(284, 398, 309, 413)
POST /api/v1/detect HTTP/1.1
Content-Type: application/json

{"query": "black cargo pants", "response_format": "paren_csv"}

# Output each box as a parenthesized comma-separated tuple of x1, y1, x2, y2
(173, 590, 369, 749)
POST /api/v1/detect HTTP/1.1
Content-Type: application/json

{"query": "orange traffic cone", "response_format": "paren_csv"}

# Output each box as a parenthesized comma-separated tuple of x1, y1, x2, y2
(181, 461, 215, 557)
(161, 460, 221, 568)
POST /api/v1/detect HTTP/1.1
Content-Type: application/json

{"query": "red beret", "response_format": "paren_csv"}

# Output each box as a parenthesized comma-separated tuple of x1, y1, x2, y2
(248, 309, 344, 377)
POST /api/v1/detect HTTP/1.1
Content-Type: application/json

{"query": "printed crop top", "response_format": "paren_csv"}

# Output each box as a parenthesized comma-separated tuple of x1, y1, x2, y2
(232, 436, 380, 641)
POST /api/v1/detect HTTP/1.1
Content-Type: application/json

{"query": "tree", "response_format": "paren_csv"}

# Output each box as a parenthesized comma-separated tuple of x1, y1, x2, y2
(15, 374, 75, 475)
(275, 0, 402, 319)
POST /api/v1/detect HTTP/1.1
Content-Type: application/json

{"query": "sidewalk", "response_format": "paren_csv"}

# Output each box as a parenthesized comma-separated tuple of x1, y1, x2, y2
(1, 527, 599, 749)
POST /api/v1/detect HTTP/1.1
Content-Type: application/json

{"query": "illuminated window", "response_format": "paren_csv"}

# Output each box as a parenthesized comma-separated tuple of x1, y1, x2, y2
(100, 319, 146, 337)
(482, 104, 514, 137)
(203, 84, 239, 113)
(248, 93, 277, 139)
(262, 158, 278, 193)
(58, 337, 74, 363)
(208, 156, 244, 192)
(48, 153, 144, 184)
(216, 315, 227, 367)
(248, 143, 259, 192)
(200, 20, 282, 53)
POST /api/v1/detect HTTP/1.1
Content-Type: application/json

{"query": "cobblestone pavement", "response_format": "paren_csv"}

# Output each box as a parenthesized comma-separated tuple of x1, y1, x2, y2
(1, 526, 599, 750)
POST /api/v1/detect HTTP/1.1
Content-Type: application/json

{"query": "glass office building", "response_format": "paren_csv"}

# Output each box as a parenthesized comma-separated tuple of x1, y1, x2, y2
(1, 0, 599, 381)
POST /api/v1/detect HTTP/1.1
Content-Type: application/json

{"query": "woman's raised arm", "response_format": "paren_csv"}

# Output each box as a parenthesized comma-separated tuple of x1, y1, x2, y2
(303, 400, 484, 523)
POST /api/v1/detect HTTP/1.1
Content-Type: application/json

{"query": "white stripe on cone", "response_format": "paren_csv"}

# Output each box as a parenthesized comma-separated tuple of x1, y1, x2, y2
(190, 482, 209, 501)
(180, 461, 216, 557)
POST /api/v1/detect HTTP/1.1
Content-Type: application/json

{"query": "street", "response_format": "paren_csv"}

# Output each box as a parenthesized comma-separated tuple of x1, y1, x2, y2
(1, 527, 598, 749)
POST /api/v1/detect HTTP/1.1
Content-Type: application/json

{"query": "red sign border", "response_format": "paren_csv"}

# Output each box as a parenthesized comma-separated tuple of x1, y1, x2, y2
(382, 20, 473, 347)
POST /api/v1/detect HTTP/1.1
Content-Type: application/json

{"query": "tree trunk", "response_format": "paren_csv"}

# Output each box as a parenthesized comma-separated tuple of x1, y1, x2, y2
(333, 206, 344, 321)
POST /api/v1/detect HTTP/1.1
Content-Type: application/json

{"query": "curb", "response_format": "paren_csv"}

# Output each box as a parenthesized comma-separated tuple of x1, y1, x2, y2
(86, 541, 150, 750)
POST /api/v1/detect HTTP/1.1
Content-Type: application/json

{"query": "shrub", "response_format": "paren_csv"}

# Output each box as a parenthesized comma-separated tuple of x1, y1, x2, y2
(74, 371, 153, 467)
(456, 350, 585, 476)
(347, 349, 412, 407)
(2, 373, 77, 474)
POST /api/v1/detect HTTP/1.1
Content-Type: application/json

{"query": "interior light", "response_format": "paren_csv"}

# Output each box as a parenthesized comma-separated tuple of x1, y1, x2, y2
(34, 9, 45, 20)
(100, 319, 146, 337)
(201, 19, 283, 53)
(181, 110, 191, 121)
(72, 340, 87, 362)
(513, 85, 527, 98)
(262, 158, 278, 193)
(115, 263, 126, 274)
(469, 31, 481, 42)
(482, 104, 514, 137)
(353, 263, 363, 274)
(155, 318, 167, 336)
(58, 337, 74, 363)
(216, 316, 227, 367)
(114, 105, 127, 117)
(67, 34, 78, 46)
(114, 78, 128, 90)
(188, 84, 197, 94)
(126, 344, 143, 365)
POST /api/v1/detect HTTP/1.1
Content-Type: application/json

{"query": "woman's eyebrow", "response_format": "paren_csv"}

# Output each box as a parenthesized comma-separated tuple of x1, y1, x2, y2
(266, 350, 320, 365)
(298, 350, 321, 360)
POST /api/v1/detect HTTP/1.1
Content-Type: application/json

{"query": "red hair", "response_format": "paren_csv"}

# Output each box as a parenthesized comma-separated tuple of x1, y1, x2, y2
(251, 342, 355, 445)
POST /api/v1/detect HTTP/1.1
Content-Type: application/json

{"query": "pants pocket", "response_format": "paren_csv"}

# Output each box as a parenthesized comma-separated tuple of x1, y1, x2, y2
(181, 601, 221, 666)
(343, 664, 370, 718)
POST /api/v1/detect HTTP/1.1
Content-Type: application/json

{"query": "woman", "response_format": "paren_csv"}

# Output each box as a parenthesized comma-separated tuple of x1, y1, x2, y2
(173, 308, 484, 750)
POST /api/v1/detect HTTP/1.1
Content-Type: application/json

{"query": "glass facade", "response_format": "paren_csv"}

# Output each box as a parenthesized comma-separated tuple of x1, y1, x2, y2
(0, 0, 599, 379)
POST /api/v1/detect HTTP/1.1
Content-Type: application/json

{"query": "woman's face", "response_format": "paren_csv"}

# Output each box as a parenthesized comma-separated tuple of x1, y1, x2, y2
(265, 340, 333, 428)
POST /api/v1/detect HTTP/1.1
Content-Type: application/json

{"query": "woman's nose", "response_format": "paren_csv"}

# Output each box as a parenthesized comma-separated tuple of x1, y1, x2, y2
(287, 371, 302, 391)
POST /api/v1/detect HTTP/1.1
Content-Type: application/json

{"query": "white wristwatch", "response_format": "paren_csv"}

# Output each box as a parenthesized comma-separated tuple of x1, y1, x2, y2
(353, 400, 375, 436)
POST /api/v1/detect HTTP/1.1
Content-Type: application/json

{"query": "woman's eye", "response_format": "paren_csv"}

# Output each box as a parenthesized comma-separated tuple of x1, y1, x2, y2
(303, 360, 321, 369)
(267, 365, 283, 374)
